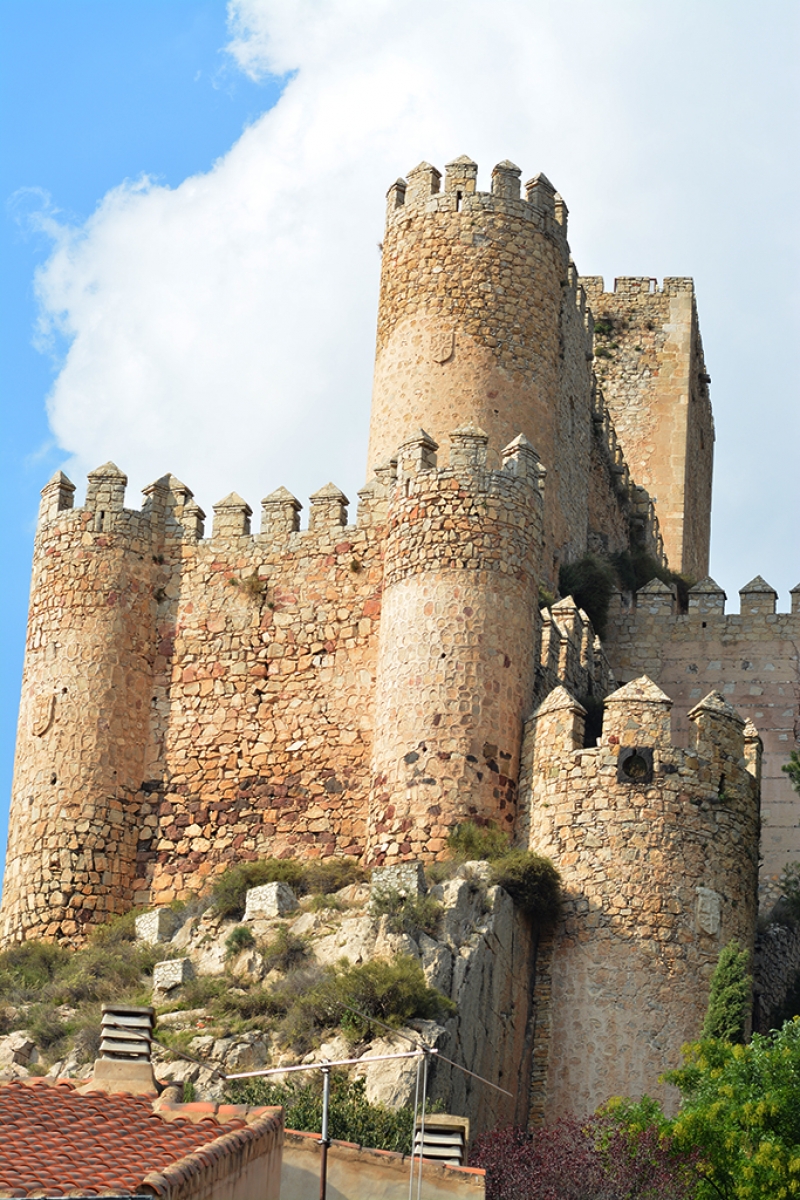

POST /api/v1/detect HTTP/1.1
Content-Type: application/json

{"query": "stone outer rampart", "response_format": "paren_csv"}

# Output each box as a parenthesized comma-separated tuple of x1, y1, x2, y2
(605, 577, 800, 904)
(366, 427, 544, 862)
(581, 276, 713, 579)
(520, 678, 760, 1117)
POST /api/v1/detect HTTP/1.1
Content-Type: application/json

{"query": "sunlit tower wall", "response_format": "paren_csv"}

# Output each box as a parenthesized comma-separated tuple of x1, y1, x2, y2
(367, 156, 598, 587)
(1, 465, 159, 945)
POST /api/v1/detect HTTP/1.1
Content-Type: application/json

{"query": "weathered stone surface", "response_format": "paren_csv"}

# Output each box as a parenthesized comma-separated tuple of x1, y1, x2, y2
(244, 883, 298, 921)
(135, 908, 182, 945)
(0, 1031, 38, 1068)
(153, 957, 195, 993)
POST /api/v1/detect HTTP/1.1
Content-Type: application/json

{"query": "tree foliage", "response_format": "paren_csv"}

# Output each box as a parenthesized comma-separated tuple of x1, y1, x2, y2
(226, 1072, 439, 1153)
(702, 939, 751, 1043)
(469, 1114, 698, 1200)
(663, 1021, 800, 1199)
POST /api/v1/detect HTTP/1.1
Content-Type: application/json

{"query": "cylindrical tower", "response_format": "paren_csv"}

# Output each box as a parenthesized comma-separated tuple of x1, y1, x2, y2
(521, 677, 760, 1118)
(366, 426, 545, 863)
(368, 156, 574, 559)
(0, 464, 159, 945)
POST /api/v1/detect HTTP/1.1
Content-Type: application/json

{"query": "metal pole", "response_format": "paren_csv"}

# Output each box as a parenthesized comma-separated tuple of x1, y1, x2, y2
(416, 1048, 429, 1200)
(319, 1064, 331, 1200)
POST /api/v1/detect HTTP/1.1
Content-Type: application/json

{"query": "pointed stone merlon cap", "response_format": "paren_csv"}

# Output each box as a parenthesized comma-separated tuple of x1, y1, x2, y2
(386, 177, 407, 212)
(397, 429, 438, 477)
(445, 155, 478, 196)
(688, 690, 745, 763)
(525, 172, 556, 217)
(792, 584, 800, 615)
(39, 470, 76, 524)
(501, 433, 545, 487)
(739, 575, 777, 615)
(212, 492, 252, 538)
(492, 160, 522, 201)
(550, 595, 583, 639)
(688, 576, 726, 616)
(636, 577, 676, 616)
(405, 161, 442, 206)
(309, 483, 349, 532)
(261, 486, 301, 537)
(553, 192, 568, 232)
(85, 462, 127, 513)
(529, 685, 587, 758)
(158, 476, 206, 538)
(449, 423, 488, 472)
(743, 718, 763, 784)
(603, 675, 672, 748)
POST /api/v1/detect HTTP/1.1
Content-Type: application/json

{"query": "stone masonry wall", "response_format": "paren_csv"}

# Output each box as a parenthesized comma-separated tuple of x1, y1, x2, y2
(581, 276, 714, 579)
(368, 158, 648, 594)
(366, 427, 543, 862)
(2, 465, 160, 943)
(605, 577, 800, 905)
(519, 677, 760, 1118)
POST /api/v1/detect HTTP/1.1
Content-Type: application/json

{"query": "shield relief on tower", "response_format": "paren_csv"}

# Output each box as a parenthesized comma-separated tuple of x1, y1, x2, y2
(429, 328, 455, 364)
(29, 692, 56, 738)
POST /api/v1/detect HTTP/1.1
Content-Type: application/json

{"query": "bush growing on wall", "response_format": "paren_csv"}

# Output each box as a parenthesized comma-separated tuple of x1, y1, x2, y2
(489, 851, 561, 923)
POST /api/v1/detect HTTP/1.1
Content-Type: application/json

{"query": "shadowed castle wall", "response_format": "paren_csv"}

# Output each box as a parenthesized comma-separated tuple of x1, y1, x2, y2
(521, 678, 760, 1118)
(581, 276, 713, 579)
(605, 576, 800, 905)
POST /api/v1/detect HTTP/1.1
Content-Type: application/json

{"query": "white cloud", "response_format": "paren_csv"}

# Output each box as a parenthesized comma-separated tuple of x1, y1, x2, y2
(34, 0, 799, 602)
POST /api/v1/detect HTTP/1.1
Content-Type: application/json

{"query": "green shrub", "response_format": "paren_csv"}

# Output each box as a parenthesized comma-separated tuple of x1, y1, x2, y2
(489, 851, 561, 923)
(371, 889, 443, 939)
(211, 856, 364, 919)
(782, 749, 800, 795)
(259, 925, 309, 974)
(211, 859, 305, 919)
(226, 1072, 441, 1153)
(302, 858, 365, 896)
(0, 941, 70, 998)
(447, 821, 510, 863)
(225, 925, 256, 959)
(702, 939, 751, 1043)
(283, 956, 455, 1050)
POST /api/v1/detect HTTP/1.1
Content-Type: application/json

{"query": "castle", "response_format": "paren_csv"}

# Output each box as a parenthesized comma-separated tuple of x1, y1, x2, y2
(2, 156, 797, 1115)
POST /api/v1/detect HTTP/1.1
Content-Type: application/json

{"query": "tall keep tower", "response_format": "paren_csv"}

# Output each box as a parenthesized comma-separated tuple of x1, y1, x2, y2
(367, 157, 598, 581)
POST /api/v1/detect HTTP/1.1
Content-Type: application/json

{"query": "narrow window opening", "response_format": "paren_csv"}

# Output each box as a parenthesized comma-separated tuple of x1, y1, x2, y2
(455, 190, 462, 211)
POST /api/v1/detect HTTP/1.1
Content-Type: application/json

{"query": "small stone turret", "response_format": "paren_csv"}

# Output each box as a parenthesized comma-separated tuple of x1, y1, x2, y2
(520, 675, 760, 1118)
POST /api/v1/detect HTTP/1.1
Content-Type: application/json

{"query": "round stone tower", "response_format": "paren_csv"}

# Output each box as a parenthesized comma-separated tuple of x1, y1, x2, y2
(1, 465, 159, 944)
(366, 425, 545, 864)
(367, 155, 582, 564)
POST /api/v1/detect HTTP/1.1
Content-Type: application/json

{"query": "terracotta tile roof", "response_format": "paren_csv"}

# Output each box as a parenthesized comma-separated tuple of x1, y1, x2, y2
(0, 1078, 281, 1198)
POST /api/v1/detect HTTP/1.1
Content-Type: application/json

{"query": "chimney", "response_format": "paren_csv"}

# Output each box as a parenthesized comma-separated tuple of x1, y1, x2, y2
(83, 1005, 158, 1095)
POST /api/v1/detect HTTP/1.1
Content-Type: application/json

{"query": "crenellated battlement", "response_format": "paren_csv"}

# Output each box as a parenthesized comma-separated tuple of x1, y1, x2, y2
(385, 155, 568, 244)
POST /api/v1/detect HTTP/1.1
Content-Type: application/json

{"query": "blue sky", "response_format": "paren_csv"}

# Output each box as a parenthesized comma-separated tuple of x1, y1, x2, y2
(1, 0, 798, 882)
(1, 0, 284, 861)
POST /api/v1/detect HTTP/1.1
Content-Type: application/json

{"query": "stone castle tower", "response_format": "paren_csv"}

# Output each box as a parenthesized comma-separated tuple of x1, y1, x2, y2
(3, 155, 796, 1116)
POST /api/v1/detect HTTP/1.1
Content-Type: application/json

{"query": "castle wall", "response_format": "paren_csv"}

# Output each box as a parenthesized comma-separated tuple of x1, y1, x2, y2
(366, 427, 544, 862)
(581, 276, 714, 578)
(605, 578, 800, 904)
(520, 679, 760, 1118)
(135, 480, 387, 906)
